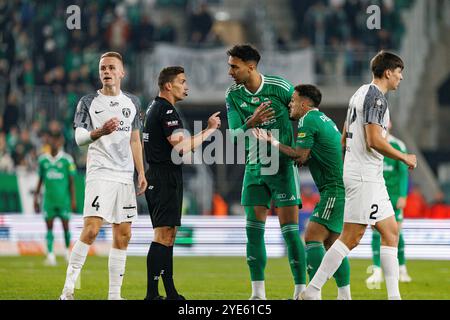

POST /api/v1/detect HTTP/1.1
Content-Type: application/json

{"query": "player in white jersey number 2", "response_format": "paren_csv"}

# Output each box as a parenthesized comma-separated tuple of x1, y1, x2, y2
(60, 52, 147, 300)
(301, 51, 417, 300)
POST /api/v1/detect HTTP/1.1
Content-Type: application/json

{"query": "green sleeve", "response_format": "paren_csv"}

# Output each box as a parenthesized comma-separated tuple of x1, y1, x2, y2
(226, 95, 248, 142)
(392, 141, 408, 197)
(296, 115, 316, 149)
(397, 143, 408, 197)
(38, 158, 45, 179)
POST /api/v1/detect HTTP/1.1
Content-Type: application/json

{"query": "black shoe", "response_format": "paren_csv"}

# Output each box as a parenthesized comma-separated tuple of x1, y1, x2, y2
(144, 295, 166, 300)
(166, 294, 185, 300)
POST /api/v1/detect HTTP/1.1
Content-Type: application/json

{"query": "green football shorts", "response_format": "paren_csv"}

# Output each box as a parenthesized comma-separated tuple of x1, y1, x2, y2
(44, 206, 71, 221)
(241, 164, 302, 208)
(309, 188, 345, 234)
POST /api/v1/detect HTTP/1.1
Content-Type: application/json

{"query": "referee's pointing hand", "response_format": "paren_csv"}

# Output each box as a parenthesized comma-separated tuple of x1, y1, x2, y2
(207, 111, 221, 130)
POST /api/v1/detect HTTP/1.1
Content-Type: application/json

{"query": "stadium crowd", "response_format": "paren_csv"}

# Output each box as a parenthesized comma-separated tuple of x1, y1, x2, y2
(0, 0, 448, 217)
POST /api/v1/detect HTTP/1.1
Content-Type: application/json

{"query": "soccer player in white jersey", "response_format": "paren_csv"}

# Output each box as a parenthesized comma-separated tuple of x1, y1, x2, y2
(301, 51, 417, 300)
(59, 52, 147, 300)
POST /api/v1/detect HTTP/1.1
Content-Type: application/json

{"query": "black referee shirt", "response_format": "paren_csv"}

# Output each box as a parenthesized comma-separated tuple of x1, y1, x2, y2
(143, 96, 184, 166)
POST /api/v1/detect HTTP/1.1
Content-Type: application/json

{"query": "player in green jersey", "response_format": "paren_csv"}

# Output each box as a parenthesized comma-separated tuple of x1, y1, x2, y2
(34, 131, 77, 266)
(254, 84, 351, 300)
(366, 123, 412, 284)
(226, 44, 306, 300)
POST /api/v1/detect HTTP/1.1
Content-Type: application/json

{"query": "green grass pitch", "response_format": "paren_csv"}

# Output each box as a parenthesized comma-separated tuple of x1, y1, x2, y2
(0, 256, 449, 300)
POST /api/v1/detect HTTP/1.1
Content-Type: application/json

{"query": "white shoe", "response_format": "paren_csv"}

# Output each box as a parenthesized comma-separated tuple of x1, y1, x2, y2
(366, 267, 383, 284)
(108, 296, 126, 300)
(45, 253, 57, 266)
(299, 288, 321, 300)
(249, 295, 266, 300)
(399, 266, 412, 282)
(59, 292, 74, 300)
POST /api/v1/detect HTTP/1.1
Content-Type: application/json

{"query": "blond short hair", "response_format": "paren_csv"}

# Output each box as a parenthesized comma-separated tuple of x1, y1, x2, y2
(100, 52, 123, 64)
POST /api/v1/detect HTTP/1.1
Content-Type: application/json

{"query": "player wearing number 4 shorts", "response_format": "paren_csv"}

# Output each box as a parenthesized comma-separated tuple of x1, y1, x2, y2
(301, 51, 417, 300)
(60, 52, 147, 300)
(253, 84, 351, 300)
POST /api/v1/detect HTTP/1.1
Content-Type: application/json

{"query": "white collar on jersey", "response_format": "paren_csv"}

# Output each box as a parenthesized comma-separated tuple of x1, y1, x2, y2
(97, 89, 123, 97)
(243, 74, 265, 96)
(47, 150, 64, 163)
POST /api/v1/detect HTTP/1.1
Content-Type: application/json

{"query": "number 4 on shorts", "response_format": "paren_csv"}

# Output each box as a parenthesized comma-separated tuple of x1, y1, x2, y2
(92, 196, 100, 211)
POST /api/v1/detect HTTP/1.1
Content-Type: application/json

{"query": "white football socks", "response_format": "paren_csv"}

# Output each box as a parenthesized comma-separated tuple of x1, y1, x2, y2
(108, 247, 127, 300)
(62, 240, 89, 294)
(337, 285, 352, 300)
(380, 246, 401, 300)
(251, 281, 266, 299)
(308, 240, 350, 295)
(293, 284, 306, 299)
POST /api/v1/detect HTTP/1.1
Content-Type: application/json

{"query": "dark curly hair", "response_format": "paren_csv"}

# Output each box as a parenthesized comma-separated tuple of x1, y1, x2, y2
(226, 44, 261, 64)
(294, 84, 322, 108)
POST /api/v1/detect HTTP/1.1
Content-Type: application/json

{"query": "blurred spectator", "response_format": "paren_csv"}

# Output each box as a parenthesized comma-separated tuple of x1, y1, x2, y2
(188, 2, 213, 45)
(155, 16, 177, 43)
(0, 132, 14, 173)
(299, 184, 320, 213)
(404, 186, 429, 218)
(105, 8, 131, 52)
(211, 192, 228, 216)
(134, 14, 155, 50)
(3, 92, 20, 134)
(427, 192, 450, 219)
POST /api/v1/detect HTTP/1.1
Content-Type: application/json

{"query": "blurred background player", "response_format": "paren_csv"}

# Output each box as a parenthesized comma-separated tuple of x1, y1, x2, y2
(301, 51, 417, 300)
(367, 121, 412, 284)
(34, 131, 76, 266)
(226, 44, 306, 300)
(253, 84, 351, 300)
(143, 66, 221, 300)
(60, 51, 147, 300)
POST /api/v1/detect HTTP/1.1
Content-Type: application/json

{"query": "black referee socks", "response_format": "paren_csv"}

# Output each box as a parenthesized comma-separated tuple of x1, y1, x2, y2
(162, 245, 179, 298)
(145, 241, 167, 299)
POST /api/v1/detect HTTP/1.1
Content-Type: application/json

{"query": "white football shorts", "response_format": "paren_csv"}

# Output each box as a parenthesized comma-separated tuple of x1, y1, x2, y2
(343, 177, 395, 225)
(83, 179, 138, 224)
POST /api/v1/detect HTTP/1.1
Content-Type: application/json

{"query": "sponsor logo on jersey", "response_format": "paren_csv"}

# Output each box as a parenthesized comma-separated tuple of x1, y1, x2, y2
(376, 99, 382, 107)
(298, 132, 306, 138)
(166, 120, 179, 127)
(251, 97, 260, 104)
(94, 110, 104, 114)
(166, 109, 173, 114)
(240, 102, 248, 108)
(110, 101, 119, 107)
(122, 107, 131, 118)
(276, 193, 287, 199)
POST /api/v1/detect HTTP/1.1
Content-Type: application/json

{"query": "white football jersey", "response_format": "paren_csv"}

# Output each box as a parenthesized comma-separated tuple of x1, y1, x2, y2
(73, 90, 141, 184)
(343, 83, 390, 182)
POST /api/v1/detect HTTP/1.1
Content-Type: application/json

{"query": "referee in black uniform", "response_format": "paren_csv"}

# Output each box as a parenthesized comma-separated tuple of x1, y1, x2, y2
(143, 66, 221, 300)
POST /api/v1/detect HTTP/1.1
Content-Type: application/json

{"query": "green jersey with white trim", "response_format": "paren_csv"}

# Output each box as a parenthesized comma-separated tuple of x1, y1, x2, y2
(296, 109, 344, 193)
(383, 135, 408, 198)
(226, 74, 295, 168)
(38, 151, 76, 211)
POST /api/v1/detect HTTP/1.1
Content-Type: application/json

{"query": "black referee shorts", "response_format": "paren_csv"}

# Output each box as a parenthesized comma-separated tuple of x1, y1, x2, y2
(145, 165, 183, 228)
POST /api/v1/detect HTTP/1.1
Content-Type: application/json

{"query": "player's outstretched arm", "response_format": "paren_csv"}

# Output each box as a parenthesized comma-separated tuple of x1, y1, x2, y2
(168, 112, 221, 154)
(252, 128, 311, 163)
(365, 124, 417, 169)
(130, 129, 147, 195)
